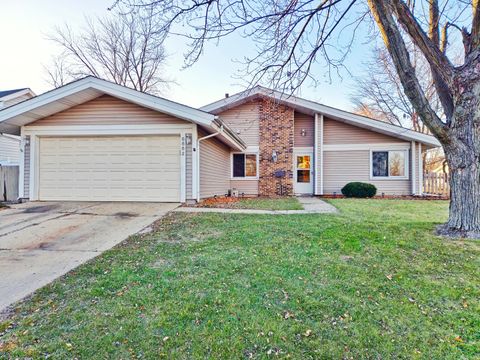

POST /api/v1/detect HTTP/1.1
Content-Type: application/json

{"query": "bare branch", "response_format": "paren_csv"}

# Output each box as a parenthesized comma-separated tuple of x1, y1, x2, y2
(45, 11, 170, 94)
(389, 0, 454, 85)
(471, 0, 480, 49)
(367, 0, 449, 141)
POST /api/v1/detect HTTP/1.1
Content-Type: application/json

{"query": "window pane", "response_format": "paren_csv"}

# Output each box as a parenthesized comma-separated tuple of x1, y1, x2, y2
(245, 154, 257, 177)
(297, 155, 311, 169)
(297, 170, 310, 183)
(372, 151, 388, 177)
(233, 154, 245, 177)
(389, 151, 405, 177)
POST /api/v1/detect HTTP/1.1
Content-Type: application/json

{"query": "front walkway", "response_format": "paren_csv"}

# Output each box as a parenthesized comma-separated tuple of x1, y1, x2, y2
(175, 197, 338, 215)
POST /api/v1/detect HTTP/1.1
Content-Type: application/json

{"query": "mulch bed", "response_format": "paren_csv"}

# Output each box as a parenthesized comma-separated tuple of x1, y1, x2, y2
(319, 194, 449, 200)
(188, 195, 449, 208)
(187, 196, 241, 208)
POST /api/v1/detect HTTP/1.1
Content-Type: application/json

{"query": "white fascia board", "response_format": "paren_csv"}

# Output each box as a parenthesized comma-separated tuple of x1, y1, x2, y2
(200, 86, 263, 113)
(202, 86, 441, 148)
(0, 77, 215, 128)
(210, 122, 246, 151)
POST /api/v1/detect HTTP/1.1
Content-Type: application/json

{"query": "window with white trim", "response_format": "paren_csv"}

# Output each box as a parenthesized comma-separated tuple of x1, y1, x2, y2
(371, 150, 408, 179)
(232, 153, 257, 178)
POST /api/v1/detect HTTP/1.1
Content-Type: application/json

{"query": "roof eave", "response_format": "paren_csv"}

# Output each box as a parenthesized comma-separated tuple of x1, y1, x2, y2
(211, 120, 246, 151)
(0, 77, 216, 134)
(201, 87, 441, 148)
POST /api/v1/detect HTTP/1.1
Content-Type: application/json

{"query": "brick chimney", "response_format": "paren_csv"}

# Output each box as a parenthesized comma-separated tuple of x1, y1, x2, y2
(258, 96, 294, 196)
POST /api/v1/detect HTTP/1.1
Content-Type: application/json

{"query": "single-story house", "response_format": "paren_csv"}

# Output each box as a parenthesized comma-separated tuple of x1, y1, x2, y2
(0, 76, 440, 202)
(0, 88, 36, 166)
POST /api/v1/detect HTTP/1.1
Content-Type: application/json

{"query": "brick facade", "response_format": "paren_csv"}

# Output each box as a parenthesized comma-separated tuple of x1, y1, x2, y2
(258, 97, 294, 196)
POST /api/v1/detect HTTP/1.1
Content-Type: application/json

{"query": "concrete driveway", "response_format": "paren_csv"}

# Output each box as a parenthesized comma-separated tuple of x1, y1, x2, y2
(0, 202, 178, 311)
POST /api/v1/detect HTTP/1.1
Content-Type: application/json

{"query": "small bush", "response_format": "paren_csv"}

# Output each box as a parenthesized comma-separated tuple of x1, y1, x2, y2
(341, 182, 377, 198)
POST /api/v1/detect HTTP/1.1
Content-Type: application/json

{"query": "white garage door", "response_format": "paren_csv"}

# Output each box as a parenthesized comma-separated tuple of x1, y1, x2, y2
(38, 136, 181, 202)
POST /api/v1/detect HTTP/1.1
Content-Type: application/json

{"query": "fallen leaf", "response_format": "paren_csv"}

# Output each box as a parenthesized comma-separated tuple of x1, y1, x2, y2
(304, 329, 313, 337)
(283, 311, 294, 320)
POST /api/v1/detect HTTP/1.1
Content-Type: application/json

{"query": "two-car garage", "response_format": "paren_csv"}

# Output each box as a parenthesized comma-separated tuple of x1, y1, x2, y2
(38, 135, 181, 202)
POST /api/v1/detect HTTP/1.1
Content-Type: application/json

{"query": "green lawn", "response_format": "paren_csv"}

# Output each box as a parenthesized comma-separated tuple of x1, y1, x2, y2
(1, 199, 479, 359)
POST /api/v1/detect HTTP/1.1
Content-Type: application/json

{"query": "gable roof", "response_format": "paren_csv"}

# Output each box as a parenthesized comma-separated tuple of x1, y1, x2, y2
(0, 76, 245, 150)
(201, 86, 441, 148)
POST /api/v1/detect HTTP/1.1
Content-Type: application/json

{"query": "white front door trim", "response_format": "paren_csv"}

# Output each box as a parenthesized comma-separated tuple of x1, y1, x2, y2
(293, 151, 314, 195)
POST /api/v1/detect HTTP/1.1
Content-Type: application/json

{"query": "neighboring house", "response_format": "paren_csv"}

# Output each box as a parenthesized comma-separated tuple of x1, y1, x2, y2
(0, 88, 35, 166)
(0, 77, 440, 202)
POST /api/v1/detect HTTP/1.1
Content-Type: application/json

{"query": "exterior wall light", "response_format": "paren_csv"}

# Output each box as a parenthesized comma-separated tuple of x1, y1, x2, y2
(300, 128, 307, 137)
(271, 150, 278, 163)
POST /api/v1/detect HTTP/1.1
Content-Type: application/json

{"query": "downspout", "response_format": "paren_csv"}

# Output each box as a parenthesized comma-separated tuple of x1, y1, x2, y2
(196, 122, 224, 202)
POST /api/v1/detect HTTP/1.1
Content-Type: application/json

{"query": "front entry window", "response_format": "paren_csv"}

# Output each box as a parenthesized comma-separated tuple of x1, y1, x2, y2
(232, 153, 257, 178)
(296, 155, 311, 183)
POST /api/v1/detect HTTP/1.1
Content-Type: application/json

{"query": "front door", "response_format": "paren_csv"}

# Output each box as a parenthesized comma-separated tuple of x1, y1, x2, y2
(294, 153, 314, 194)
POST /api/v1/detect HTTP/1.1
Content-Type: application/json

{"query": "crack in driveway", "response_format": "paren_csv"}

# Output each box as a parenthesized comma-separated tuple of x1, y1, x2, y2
(0, 213, 72, 238)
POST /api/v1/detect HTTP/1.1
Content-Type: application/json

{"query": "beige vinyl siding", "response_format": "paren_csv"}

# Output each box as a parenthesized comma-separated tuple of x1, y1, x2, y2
(217, 102, 259, 147)
(186, 134, 193, 200)
(323, 150, 411, 195)
(230, 180, 259, 196)
(0, 135, 20, 165)
(29, 95, 188, 126)
(323, 118, 405, 144)
(294, 112, 314, 147)
(23, 136, 30, 199)
(199, 131, 231, 199)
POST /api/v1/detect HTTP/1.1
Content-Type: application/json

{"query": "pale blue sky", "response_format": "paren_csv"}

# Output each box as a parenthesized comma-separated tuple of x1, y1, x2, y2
(0, 0, 373, 110)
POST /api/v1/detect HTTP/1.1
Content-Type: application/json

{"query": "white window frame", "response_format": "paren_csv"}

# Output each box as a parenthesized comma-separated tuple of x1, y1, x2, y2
(370, 149, 409, 180)
(231, 152, 259, 180)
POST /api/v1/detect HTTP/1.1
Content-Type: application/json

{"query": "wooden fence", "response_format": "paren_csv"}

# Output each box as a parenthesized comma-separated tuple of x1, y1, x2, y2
(0, 165, 19, 202)
(423, 172, 450, 196)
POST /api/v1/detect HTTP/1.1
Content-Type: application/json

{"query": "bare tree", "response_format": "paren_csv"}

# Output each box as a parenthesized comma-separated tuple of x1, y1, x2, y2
(45, 11, 170, 94)
(113, 0, 480, 236)
(351, 46, 434, 133)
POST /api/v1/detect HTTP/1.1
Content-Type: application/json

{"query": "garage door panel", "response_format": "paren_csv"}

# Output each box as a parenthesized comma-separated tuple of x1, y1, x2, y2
(39, 136, 181, 202)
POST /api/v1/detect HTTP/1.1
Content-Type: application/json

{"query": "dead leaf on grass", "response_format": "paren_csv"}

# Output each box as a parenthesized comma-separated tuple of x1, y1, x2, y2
(283, 311, 294, 320)
(303, 329, 313, 337)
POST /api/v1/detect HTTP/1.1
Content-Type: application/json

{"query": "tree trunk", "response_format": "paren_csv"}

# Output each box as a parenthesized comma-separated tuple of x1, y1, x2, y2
(439, 59, 480, 236)
(444, 149, 480, 234)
